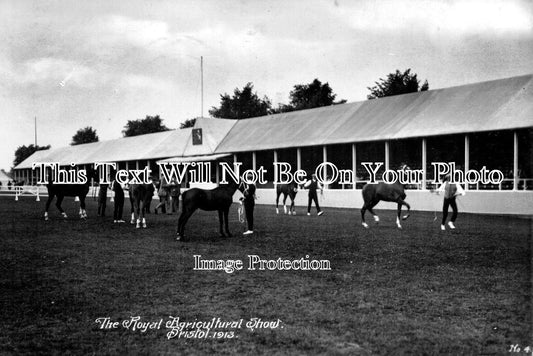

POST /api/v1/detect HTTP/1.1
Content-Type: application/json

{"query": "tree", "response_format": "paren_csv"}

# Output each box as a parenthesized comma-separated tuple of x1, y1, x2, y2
(122, 115, 170, 137)
(270, 79, 346, 114)
(209, 83, 272, 119)
(271, 103, 296, 114)
(367, 69, 429, 100)
(13, 144, 51, 167)
(288, 79, 345, 111)
(180, 118, 196, 129)
(71, 126, 99, 145)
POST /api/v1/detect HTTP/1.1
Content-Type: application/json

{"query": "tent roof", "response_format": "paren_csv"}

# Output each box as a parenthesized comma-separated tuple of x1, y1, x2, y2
(0, 169, 12, 181)
(14, 117, 236, 169)
(14, 74, 533, 170)
(181, 117, 238, 156)
(215, 74, 533, 153)
(15, 129, 191, 169)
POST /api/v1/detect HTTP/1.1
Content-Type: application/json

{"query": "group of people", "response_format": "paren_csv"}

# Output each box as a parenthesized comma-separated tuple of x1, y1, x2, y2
(90, 169, 327, 235)
(276, 172, 467, 232)
(97, 178, 182, 224)
(154, 179, 180, 215)
(95, 175, 322, 236)
(96, 171, 465, 233)
(97, 179, 125, 223)
(301, 173, 468, 231)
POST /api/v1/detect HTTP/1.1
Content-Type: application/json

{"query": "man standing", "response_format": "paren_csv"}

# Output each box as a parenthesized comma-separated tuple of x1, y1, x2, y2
(112, 180, 125, 223)
(170, 179, 181, 214)
(436, 174, 466, 230)
(304, 174, 324, 216)
(155, 179, 170, 214)
(97, 183, 108, 217)
(242, 182, 256, 235)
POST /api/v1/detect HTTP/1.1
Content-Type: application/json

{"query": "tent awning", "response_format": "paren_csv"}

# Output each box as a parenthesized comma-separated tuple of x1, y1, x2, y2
(157, 153, 231, 164)
(215, 74, 533, 153)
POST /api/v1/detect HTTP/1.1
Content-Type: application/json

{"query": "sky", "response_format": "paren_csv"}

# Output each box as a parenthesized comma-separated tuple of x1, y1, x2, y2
(1, 0, 532, 171)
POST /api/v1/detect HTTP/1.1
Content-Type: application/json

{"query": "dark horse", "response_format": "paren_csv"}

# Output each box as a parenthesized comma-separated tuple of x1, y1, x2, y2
(129, 183, 155, 228)
(361, 182, 411, 229)
(176, 181, 243, 241)
(44, 168, 97, 221)
(275, 182, 298, 215)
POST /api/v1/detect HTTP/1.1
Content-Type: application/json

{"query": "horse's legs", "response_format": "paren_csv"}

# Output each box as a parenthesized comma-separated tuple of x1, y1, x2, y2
(361, 202, 369, 228)
(275, 191, 281, 214)
(129, 195, 135, 224)
(361, 200, 379, 228)
(396, 202, 403, 229)
(140, 200, 146, 228)
(367, 201, 379, 223)
(282, 193, 288, 214)
(401, 200, 411, 220)
(224, 208, 231, 237)
(217, 210, 226, 237)
(177, 211, 185, 238)
(290, 198, 296, 215)
(55, 195, 67, 218)
(177, 208, 194, 240)
(135, 202, 142, 229)
(79, 196, 87, 219)
(44, 194, 54, 220)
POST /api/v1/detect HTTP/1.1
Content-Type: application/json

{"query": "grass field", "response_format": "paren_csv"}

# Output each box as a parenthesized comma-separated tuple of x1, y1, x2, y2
(1, 196, 531, 355)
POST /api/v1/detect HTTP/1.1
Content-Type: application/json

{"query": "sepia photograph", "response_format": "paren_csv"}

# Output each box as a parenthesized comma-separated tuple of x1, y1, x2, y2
(1, 0, 532, 354)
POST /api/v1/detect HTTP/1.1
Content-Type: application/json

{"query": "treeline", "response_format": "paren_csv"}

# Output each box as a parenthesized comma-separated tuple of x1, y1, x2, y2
(13, 69, 428, 168)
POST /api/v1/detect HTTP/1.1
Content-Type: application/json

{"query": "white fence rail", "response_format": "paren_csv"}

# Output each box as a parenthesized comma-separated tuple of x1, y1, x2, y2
(0, 185, 141, 201)
(1, 178, 531, 202)
(0, 185, 103, 201)
(0, 185, 46, 201)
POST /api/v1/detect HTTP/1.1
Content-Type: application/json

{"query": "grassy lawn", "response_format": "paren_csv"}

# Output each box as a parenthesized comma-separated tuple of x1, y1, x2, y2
(1, 196, 531, 355)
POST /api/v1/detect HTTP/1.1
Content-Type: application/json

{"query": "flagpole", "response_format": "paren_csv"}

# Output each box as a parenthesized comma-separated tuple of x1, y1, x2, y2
(34, 116, 37, 146)
(201, 56, 204, 118)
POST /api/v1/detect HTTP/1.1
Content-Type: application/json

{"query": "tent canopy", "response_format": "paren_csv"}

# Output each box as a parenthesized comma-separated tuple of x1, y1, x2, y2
(215, 74, 533, 153)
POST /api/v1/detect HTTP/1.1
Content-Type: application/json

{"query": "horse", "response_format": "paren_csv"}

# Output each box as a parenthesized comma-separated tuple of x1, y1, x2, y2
(275, 182, 298, 215)
(361, 166, 411, 229)
(129, 183, 155, 228)
(176, 180, 243, 241)
(44, 167, 97, 221)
